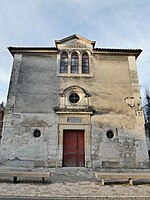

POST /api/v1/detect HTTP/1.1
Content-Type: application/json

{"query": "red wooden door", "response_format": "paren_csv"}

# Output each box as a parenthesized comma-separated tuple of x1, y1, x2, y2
(63, 130, 85, 167)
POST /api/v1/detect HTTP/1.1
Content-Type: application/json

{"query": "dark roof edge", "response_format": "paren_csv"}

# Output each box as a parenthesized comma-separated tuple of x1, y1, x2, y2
(8, 46, 57, 50)
(8, 46, 57, 56)
(8, 46, 142, 58)
(94, 48, 142, 58)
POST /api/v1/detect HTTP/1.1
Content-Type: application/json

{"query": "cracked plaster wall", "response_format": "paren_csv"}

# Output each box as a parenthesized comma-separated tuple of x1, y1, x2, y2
(0, 50, 149, 169)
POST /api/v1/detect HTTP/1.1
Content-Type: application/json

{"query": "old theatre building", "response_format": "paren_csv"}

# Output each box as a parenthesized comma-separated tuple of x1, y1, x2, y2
(0, 35, 149, 169)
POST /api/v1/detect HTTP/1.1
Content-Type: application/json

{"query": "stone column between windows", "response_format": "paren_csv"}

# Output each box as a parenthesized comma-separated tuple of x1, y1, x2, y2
(79, 54, 82, 74)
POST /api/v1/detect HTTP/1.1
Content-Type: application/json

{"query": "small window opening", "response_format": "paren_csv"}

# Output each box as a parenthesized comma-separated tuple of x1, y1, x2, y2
(33, 129, 41, 138)
(69, 93, 80, 104)
(106, 130, 114, 139)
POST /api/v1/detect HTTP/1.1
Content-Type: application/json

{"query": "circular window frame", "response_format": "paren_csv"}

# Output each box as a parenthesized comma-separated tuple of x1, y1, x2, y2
(106, 130, 114, 140)
(33, 129, 41, 138)
(68, 92, 80, 104)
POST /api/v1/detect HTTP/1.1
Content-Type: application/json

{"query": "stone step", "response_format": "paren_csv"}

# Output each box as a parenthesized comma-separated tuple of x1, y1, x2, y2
(0, 196, 150, 200)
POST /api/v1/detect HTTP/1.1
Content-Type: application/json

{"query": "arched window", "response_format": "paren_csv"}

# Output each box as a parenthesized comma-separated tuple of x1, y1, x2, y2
(71, 52, 79, 74)
(60, 52, 68, 73)
(82, 53, 89, 74)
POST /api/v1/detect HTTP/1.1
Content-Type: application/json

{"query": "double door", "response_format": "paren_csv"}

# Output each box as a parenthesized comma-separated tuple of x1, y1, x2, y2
(63, 130, 85, 167)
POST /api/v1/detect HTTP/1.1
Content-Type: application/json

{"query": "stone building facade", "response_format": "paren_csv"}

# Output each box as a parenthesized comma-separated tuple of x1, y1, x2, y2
(0, 34, 149, 169)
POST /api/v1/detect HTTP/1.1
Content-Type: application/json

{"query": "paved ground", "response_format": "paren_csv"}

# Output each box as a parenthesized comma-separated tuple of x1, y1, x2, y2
(0, 168, 150, 199)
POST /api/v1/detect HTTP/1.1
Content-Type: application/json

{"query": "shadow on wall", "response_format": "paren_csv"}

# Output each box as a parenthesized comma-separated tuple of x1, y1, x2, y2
(0, 102, 5, 140)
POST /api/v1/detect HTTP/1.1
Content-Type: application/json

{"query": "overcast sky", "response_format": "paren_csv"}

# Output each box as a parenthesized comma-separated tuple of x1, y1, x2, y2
(0, 0, 150, 103)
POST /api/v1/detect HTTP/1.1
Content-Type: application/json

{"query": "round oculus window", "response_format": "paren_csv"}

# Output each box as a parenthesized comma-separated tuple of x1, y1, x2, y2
(33, 129, 41, 138)
(106, 130, 114, 139)
(69, 93, 80, 104)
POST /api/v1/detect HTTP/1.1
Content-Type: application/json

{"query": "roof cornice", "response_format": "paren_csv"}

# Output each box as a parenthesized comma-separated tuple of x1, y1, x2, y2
(8, 46, 57, 56)
(94, 48, 142, 58)
(8, 46, 142, 59)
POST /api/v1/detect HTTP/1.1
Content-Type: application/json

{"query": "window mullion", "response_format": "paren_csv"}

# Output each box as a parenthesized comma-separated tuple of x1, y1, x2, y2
(79, 54, 82, 74)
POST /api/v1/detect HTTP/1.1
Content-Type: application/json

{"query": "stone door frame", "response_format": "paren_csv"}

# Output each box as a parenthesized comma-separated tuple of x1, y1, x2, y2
(57, 123, 91, 168)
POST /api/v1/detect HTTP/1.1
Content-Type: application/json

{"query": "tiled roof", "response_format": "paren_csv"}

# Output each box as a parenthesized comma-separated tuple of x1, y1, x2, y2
(94, 48, 142, 58)
(8, 46, 57, 50)
(94, 47, 142, 52)
(8, 46, 57, 56)
(8, 46, 142, 58)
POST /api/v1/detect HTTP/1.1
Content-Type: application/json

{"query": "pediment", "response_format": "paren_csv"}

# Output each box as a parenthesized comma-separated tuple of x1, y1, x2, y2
(55, 34, 95, 50)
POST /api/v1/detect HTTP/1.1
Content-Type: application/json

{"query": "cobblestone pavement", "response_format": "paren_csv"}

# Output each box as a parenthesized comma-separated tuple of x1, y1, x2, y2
(0, 168, 150, 199)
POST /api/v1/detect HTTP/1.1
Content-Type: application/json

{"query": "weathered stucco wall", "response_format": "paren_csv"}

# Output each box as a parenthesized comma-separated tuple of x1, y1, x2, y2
(1, 53, 60, 168)
(15, 54, 59, 113)
(0, 36, 149, 169)
(58, 53, 148, 169)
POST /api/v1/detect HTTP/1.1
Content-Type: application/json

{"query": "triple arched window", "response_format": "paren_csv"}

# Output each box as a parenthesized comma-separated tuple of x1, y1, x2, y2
(59, 51, 90, 74)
